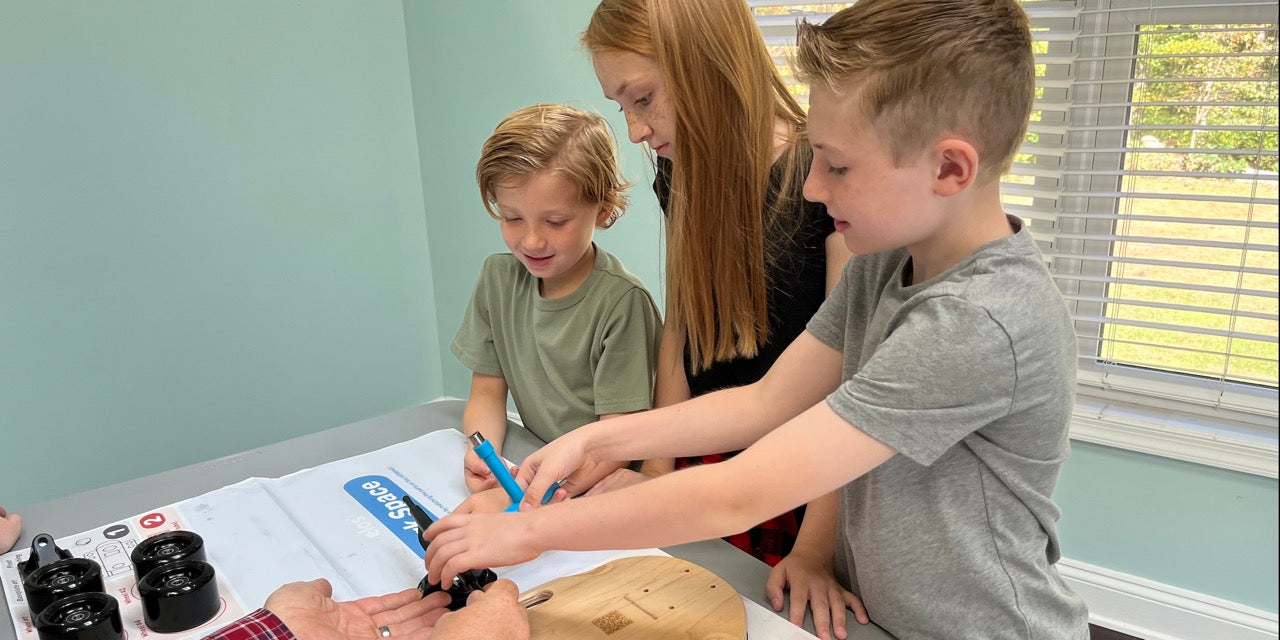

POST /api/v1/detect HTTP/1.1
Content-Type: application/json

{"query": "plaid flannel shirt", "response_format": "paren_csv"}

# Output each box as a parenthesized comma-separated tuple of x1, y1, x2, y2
(203, 609, 294, 640)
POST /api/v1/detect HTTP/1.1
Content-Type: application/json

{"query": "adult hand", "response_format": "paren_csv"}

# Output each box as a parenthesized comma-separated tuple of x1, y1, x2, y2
(764, 550, 868, 640)
(423, 513, 541, 588)
(0, 506, 21, 555)
(582, 468, 648, 497)
(264, 578, 450, 640)
(450, 487, 514, 516)
(429, 579, 529, 640)
(462, 449, 498, 494)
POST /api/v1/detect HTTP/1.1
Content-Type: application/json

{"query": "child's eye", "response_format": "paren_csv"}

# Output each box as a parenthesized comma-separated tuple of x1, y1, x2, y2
(503, 217, 522, 224)
(827, 166, 848, 176)
(634, 95, 650, 108)
(547, 220, 568, 228)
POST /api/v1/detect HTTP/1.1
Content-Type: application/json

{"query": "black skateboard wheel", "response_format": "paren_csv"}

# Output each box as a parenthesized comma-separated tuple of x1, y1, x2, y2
(23, 559, 106, 618)
(138, 559, 219, 633)
(34, 592, 124, 640)
(130, 531, 206, 579)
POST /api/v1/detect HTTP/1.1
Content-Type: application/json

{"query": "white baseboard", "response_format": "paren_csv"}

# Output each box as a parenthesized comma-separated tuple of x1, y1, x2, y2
(1059, 558, 1278, 640)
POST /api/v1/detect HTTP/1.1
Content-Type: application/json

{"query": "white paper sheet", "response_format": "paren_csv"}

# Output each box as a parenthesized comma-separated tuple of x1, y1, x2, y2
(3, 429, 814, 639)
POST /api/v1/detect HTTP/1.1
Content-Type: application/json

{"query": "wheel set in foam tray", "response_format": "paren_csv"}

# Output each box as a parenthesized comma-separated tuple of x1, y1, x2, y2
(20, 530, 220, 640)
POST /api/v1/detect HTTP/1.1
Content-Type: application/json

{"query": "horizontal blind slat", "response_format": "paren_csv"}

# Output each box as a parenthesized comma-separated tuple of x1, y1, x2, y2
(1050, 212, 1279, 229)
(1063, 146, 1278, 156)
(1070, 100, 1276, 108)
(1073, 314, 1279, 342)
(1071, 124, 1279, 133)
(1062, 168, 1279, 180)
(1061, 293, 1279, 321)
(1077, 337, 1280, 366)
(1059, 190, 1279, 205)
(1043, 251, 1280, 276)
(1050, 232, 1277, 253)
(1077, 341, 1279, 370)
(1054, 273, 1278, 298)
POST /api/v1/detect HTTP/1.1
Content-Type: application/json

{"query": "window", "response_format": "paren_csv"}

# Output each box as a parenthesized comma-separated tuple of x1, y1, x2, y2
(751, 0, 1278, 476)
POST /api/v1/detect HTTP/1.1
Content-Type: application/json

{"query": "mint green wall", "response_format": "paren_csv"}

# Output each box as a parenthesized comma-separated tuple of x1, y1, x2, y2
(403, 0, 664, 402)
(0, 0, 1271, 620)
(1057, 442, 1278, 612)
(403, 1, 1277, 617)
(0, 1, 441, 508)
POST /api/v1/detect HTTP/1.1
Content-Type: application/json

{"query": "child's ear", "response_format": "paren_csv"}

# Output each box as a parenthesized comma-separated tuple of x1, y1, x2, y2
(595, 202, 614, 228)
(931, 138, 979, 197)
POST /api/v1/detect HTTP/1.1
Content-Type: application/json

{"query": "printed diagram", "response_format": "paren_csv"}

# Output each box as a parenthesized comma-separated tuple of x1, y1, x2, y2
(76, 529, 139, 579)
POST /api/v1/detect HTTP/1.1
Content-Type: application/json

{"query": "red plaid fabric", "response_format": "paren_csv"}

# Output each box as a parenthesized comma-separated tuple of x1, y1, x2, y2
(202, 609, 294, 640)
(675, 452, 803, 567)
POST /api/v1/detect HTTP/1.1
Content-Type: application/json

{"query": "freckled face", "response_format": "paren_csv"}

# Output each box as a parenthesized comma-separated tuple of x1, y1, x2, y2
(592, 50, 677, 159)
(494, 171, 608, 296)
(803, 85, 942, 256)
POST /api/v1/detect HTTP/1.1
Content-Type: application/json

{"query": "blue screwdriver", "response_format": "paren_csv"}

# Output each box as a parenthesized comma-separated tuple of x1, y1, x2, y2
(468, 432, 561, 512)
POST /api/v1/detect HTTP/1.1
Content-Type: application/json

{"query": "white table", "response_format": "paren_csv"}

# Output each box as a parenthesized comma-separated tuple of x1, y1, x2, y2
(1, 399, 892, 639)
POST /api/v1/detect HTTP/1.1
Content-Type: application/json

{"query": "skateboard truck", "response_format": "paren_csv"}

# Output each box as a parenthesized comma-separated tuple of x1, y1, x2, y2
(20, 534, 107, 619)
(417, 568, 499, 611)
(19, 534, 121, 640)
(403, 495, 499, 610)
(18, 534, 73, 581)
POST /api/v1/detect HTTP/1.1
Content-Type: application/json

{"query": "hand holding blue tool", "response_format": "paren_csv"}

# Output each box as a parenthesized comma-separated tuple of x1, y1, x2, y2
(468, 432, 560, 512)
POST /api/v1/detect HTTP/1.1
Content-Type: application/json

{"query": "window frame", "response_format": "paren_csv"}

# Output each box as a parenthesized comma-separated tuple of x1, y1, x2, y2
(751, 0, 1279, 477)
(1063, 0, 1276, 477)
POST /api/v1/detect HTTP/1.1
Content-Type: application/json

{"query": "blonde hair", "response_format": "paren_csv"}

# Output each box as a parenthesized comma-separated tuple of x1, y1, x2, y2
(476, 103, 630, 228)
(796, 0, 1034, 180)
(583, 0, 809, 373)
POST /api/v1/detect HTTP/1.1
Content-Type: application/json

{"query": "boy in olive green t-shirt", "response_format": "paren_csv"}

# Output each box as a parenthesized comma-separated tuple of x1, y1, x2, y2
(450, 104, 662, 511)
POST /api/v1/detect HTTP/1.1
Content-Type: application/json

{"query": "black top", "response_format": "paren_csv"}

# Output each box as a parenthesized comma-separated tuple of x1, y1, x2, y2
(654, 155, 834, 397)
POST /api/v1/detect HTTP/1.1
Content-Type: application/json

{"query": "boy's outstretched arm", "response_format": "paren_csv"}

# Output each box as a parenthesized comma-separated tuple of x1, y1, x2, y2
(423, 399, 896, 586)
(518, 331, 847, 505)
(423, 333, 897, 583)
(461, 372, 510, 493)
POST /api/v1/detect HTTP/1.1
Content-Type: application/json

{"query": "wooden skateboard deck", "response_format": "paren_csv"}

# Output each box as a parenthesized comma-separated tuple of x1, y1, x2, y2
(520, 555, 747, 639)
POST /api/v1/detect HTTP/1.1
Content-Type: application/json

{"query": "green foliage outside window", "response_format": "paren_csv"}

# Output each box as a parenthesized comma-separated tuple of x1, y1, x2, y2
(1130, 24, 1278, 174)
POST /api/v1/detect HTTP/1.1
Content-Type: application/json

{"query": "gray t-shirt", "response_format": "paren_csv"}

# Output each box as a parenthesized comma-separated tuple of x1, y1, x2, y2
(452, 246, 662, 443)
(807, 217, 1089, 639)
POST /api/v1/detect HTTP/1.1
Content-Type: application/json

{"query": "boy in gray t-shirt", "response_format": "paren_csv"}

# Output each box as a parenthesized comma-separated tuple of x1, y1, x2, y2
(422, 2, 1089, 638)
(806, 222, 1088, 638)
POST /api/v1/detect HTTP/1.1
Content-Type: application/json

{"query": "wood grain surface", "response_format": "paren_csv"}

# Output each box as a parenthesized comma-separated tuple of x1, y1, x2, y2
(521, 555, 747, 639)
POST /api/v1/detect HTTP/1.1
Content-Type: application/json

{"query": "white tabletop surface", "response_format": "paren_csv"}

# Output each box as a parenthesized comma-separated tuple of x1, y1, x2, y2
(1, 398, 892, 640)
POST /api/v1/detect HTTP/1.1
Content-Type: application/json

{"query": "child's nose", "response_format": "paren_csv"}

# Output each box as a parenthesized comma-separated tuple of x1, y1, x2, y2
(521, 228, 546, 250)
(802, 171, 825, 204)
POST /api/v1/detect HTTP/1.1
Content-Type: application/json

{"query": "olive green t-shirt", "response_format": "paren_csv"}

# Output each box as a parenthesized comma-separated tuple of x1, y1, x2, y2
(451, 246, 662, 443)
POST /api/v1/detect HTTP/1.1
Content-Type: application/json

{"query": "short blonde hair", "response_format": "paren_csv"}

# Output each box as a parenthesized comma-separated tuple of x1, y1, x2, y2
(476, 103, 630, 228)
(796, 0, 1034, 180)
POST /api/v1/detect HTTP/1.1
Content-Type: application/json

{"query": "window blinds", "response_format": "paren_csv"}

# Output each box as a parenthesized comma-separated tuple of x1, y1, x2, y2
(750, 0, 1278, 419)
